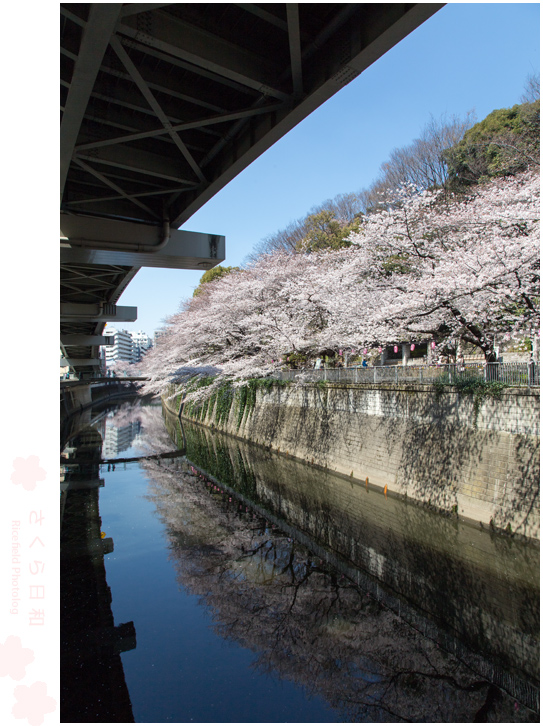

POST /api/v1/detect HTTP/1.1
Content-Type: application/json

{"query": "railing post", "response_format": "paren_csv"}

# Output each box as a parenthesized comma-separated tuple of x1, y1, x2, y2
(527, 362, 531, 388)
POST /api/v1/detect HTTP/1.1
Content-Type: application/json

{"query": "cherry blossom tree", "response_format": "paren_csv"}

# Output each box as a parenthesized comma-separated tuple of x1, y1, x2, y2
(139, 170, 539, 393)
(345, 169, 539, 360)
(140, 250, 349, 393)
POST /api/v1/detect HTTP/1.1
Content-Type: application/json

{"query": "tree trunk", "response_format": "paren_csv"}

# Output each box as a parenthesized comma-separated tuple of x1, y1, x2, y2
(484, 348, 498, 363)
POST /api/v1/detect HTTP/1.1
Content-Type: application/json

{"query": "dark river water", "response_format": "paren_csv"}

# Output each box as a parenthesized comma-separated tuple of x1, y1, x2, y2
(60, 398, 539, 723)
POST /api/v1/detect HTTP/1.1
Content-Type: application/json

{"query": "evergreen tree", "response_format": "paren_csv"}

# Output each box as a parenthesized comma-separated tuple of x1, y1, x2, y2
(444, 101, 540, 188)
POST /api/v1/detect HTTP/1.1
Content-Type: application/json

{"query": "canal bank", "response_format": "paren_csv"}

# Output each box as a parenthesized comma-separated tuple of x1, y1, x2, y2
(168, 381, 540, 540)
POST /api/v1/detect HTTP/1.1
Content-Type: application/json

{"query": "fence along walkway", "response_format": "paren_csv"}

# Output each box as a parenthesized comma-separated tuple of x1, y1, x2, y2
(277, 362, 540, 388)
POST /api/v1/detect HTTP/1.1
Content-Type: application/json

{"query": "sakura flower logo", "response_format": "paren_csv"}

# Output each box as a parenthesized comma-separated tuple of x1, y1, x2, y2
(0, 636, 34, 680)
(12, 682, 56, 725)
(10, 457, 46, 491)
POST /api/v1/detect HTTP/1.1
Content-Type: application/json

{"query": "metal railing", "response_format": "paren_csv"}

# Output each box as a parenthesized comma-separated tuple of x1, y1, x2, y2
(276, 361, 540, 388)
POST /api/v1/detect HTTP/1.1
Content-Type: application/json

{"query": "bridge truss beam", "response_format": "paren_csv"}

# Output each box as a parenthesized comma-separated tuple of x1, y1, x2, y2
(61, 3, 444, 225)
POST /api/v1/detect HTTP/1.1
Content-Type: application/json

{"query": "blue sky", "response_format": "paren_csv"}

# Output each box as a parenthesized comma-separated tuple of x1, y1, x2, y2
(111, 3, 540, 334)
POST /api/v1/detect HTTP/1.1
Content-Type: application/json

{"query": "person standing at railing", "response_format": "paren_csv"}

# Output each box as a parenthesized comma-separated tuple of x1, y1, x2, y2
(457, 353, 465, 373)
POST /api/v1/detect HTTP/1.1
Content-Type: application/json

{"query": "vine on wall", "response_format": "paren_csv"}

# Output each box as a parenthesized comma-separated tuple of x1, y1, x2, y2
(433, 375, 509, 427)
(180, 376, 289, 430)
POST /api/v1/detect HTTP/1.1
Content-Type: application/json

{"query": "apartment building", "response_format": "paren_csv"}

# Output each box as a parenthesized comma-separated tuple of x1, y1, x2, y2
(103, 327, 136, 368)
(129, 331, 153, 361)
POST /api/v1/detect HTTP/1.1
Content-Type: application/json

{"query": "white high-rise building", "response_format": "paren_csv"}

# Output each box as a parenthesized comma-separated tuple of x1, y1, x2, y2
(128, 330, 153, 361)
(102, 327, 136, 368)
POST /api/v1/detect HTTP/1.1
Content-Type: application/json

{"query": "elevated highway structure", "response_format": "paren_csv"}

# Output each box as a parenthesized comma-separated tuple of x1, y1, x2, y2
(60, 2, 443, 378)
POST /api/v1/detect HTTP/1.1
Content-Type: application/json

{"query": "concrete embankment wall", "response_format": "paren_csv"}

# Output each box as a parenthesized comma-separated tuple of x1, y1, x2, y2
(177, 383, 540, 540)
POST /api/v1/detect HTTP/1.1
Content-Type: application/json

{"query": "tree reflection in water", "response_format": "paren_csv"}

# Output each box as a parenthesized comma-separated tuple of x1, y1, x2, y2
(141, 455, 536, 723)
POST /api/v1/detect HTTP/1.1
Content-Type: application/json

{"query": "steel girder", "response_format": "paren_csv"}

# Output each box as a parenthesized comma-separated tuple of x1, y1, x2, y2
(61, 3, 444, 225)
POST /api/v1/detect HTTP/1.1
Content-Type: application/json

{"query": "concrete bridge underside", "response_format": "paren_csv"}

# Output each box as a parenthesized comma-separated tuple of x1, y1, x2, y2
(60, 2, 443, 377)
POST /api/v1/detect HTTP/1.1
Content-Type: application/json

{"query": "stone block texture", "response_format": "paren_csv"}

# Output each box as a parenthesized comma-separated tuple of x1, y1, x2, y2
(184, 383, 540, 540)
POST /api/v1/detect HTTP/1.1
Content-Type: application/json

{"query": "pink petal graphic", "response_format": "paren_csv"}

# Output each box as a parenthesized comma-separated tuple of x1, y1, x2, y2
(10, 456, 46, 491)
(12, 682, 56, 726)
(0, 637, 35, 680)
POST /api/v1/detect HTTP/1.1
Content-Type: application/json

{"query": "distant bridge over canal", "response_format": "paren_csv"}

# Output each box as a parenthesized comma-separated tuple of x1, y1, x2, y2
(61, 3, 444, 379)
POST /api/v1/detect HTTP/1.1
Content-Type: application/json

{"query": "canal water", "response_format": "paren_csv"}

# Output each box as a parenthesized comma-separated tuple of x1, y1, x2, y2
(61, 398, 539, 723)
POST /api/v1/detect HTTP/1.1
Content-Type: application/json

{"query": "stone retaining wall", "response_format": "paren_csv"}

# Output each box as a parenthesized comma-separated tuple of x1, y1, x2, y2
(179, 383, 540, 540)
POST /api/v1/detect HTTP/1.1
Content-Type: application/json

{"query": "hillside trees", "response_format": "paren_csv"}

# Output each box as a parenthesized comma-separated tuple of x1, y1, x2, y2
(250, 114, 474, 260)
(248, 190, 366, 259)
(250, 98, 539, 266)
(365, 113, 475, 207)
(248, 217, 307, 257)
(296, 209, 360, 251)
(444, 101, 540, 188)
(140, 170, 539, 393)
